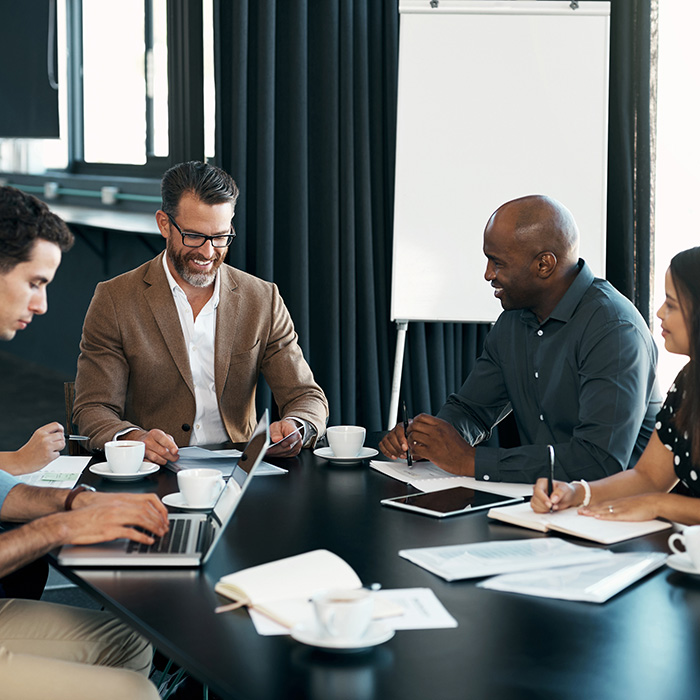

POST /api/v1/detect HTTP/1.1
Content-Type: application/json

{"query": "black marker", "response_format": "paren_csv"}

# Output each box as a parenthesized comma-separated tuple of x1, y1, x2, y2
(402, 401, 413, 467)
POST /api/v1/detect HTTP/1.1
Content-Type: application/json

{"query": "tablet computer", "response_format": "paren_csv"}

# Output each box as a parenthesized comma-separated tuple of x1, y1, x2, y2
(380, 487, 523, 518)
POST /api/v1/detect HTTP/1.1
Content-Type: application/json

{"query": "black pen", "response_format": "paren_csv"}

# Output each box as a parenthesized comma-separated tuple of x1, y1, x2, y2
(402, 401, 413, 467)
(547, 444, 555, 511)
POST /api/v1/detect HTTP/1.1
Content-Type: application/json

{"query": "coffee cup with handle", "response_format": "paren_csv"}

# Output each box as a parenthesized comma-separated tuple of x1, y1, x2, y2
(104, 440, 146, 474)
(311, 588, 374, 641)
(669, 525, 700, 570)
(326, 426, 366, 458)
(177, 468, 225, 508)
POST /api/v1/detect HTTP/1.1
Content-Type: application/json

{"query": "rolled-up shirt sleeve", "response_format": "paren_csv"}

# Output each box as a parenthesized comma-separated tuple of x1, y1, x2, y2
(0, 471, 20, 514)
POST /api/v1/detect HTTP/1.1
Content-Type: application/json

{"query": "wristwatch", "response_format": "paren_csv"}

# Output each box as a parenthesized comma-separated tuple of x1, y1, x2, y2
(64, 484, 97, 511)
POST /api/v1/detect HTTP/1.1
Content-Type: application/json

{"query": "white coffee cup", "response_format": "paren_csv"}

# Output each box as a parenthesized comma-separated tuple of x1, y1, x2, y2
(326, 426, 366, 458)
(177, 468, 225, 508)
(104, 440, 146, 474)
(669, 525, 700, 569)
(312, 588, 374, 640)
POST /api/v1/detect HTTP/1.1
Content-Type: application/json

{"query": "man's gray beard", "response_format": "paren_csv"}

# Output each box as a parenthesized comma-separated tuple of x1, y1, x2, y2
(167, 246, 219, 288)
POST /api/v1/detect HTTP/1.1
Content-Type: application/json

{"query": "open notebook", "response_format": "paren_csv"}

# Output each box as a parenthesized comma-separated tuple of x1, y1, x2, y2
(58, 411, 270, 567)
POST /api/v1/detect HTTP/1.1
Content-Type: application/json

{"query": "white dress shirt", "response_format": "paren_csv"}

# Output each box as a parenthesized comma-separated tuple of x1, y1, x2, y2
(162, 255, 229, 446)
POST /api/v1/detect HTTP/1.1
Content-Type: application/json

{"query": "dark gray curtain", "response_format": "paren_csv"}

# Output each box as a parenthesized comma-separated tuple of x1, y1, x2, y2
(215, 0, 489, 430)
(214, 0, 655, 432)
(606, 0, 657, 322)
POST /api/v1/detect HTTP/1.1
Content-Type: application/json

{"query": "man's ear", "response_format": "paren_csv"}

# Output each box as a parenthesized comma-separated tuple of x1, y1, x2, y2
(155, 210, 170, 241)
(537, 252, 557, 279)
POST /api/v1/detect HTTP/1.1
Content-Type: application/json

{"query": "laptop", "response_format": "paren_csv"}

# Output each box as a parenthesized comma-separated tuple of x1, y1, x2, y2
(58, 411, 270, 567)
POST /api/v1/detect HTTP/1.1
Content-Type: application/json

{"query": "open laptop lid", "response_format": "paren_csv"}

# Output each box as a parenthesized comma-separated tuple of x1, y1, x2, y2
(202, 410, 270, 563)
(57, 412, 270, 567)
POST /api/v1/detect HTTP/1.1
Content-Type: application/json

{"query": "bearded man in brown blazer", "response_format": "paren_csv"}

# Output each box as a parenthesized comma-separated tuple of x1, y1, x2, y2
(74, 161, 328, 465)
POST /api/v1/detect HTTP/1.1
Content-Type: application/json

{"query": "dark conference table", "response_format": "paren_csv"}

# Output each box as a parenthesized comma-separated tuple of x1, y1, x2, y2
(54, 441, 700, 700)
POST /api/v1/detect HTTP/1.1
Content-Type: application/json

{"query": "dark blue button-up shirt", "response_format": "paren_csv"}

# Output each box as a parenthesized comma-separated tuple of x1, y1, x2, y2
(437, 260, 662, 483)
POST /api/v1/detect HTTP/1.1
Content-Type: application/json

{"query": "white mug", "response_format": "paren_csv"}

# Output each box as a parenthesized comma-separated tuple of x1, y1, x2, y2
(104, 440, 145, 474)
(177, 468, 224, 508)
(669, 525, 700, 569)
(312, 588, 374, 640)
(326, 426, 366, 458)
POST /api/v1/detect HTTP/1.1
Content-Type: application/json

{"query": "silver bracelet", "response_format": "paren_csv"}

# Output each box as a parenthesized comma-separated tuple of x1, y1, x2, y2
(571, 479, 591, 507)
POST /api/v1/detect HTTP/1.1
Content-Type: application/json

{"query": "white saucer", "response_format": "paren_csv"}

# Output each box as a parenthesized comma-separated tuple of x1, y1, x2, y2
(291, 620, 394, 652)
(667, 553, 700, 576)
(313, 447, 379, 463)
(162, 492, 216, 511)
(89, 462, 159, 482)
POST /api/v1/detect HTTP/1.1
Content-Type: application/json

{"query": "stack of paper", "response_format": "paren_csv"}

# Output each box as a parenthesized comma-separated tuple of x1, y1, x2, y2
(370, 459, 533, 499)
(478, 552, 668, 603)
(399, 538, 612, 581)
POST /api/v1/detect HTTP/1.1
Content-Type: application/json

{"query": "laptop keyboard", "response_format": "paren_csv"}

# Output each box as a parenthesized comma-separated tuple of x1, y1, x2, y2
(127, 518, 192, 555)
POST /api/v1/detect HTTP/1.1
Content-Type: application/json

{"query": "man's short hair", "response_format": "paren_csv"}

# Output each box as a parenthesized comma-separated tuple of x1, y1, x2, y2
(0, 186, 74, 274)
(161, 161, 240, 217)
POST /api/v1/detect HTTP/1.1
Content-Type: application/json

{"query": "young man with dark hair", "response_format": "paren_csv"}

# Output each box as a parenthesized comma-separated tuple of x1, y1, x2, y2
(74, 161, 328, 464)
(0, 186, 167, 700)
(0, 187, 75, 474)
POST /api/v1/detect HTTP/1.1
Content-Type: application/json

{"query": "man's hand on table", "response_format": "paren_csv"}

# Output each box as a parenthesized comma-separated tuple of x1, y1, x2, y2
(380, 414, 476, 476)
(124, 428, 178, 465)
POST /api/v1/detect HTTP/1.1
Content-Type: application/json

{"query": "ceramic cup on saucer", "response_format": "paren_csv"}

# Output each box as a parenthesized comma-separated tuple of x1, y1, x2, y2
(312, 588, 374, 641)
(669, 525, 700, 569)
(177, 468, 224, 508)
(104, 440, 145, 474)
(326, 426, 366, 459)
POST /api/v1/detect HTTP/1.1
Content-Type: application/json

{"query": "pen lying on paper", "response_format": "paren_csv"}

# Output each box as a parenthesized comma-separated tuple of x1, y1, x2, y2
(66, 434, 89, 441)
(268, 425, 302, 449)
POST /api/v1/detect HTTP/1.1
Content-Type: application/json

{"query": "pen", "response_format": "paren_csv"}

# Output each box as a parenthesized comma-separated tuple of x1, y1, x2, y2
(402, 401, 413, 467)
(547, 444, 555, 511)
(66, 434, 89, 441)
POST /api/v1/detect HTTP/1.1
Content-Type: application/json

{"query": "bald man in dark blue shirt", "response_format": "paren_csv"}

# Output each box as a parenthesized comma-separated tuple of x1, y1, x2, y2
(380, 195, 661, 484)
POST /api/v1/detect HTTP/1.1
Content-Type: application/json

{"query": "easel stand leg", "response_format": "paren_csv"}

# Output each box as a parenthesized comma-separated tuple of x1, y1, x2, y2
(387, 321, 409, 431)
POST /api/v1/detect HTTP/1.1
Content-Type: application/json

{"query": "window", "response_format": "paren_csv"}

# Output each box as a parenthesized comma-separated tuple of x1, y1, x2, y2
(0, 0, 215, 186)
(653, 2, 700, 390)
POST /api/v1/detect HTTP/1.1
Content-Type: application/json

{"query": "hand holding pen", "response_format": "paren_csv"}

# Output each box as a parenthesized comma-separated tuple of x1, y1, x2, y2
(547, 444, 555, 512)
(402, 401, 413, 467)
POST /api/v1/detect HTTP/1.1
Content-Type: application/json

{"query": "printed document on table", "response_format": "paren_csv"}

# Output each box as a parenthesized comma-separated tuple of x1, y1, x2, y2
(247, 588, 455, 636)
(16, 455, 91, 489)
(478, 551, 668, 603)
(400, 538, 612, 581)
(169, 446, 287, 476)
(370, 460, 533, 499)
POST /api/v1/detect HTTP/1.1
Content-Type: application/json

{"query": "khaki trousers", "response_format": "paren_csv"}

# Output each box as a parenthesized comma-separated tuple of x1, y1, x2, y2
(0, 598, 159, 700)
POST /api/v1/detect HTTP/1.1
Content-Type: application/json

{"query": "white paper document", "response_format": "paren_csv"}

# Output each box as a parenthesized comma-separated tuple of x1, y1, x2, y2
(248, 588, 455, 636)
(169, 446, 287, 476)
(370, 460, 533, 499)
(16, 455, 91, 489)
(478, 551, 668, 603)
(399, 538, 612, 581)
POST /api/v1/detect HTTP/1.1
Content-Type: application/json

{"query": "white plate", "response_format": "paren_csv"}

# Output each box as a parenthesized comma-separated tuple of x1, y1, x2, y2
(291, 620, 394, 652)
(313, 447, 379, 463)
(162, 492, 216, 511)
(667, 553, 700, 576)
(89, 462, 159, 482)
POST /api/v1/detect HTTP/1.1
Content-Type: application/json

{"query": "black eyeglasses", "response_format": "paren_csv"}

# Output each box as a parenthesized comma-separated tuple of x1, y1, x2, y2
(166, 213, 236, 248)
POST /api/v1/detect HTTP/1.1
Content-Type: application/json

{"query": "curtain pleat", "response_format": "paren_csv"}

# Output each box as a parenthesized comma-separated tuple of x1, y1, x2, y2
(606, 0, 657, 323)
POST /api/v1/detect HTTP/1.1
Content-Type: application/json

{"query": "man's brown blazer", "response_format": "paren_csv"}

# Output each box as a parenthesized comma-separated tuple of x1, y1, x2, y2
(74, 253, 328, 449)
